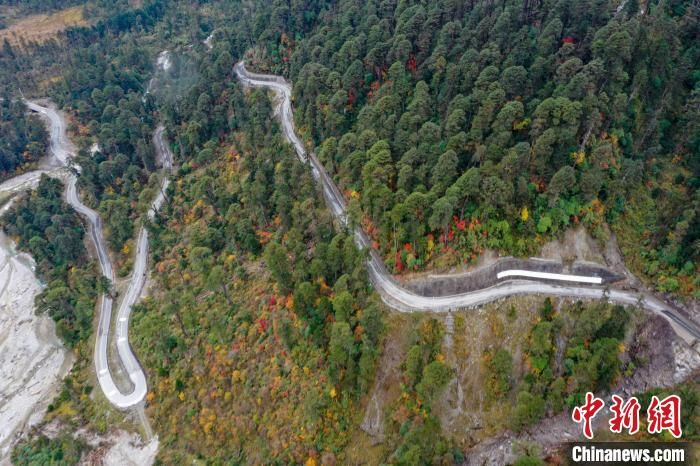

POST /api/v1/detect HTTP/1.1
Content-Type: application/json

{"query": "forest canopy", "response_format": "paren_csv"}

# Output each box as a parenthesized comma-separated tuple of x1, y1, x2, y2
(219, 0, 699, 296)
(0, 99, 47, 180)
(2, 176, 100, 346)
(1, 0, 697, 463)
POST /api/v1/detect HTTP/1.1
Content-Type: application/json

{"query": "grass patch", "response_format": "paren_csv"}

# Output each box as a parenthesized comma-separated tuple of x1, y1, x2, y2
(0, 6, 87, 47)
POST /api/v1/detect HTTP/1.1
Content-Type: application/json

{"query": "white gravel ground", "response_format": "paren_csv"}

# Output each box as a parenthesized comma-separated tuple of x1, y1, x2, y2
(77, 428, 158, 466)
(100, 431, 158, 466)
(0, 230, 71, 464)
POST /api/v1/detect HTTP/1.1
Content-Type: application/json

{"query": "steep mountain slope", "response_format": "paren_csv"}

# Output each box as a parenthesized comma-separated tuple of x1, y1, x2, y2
(232, 0, 699, 296)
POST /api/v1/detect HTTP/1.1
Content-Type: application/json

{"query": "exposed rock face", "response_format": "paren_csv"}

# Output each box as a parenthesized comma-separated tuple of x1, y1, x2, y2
(360, 335, 407, 441)
(623, 315, 680, 394)
(463, 412, 586, 466)
(79, 430, 158, 466)
(405, 257, 622, 297)
(462, 315, 700, 465)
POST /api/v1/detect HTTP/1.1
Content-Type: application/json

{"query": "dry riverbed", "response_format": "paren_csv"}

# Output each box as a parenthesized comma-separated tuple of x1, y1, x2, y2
(0, 222, 159, 465)
(0, 190, 157, 464)
(0, 229, 72, 464)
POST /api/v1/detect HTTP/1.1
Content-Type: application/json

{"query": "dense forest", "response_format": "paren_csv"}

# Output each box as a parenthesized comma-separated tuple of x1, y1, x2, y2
(0, 0, 697, 463)
(2, 176, 100, 346)
(0, 0, 167, 273)
(131, 73, 385, 462)
(45, 1, 166, 270)
(218, 0, 699, 296)
(0, 99, 47, 180)
(386, 299, 643, 464)
(11, 432, 86, 466)
(7, 0, 695, 299)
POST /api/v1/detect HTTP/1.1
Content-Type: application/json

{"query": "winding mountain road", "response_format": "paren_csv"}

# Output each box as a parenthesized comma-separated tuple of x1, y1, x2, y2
(26, 102, 164, 409)
(234, 62, 700, 342)
(9, 62, 696, 415)
(111, 125, 172, 408)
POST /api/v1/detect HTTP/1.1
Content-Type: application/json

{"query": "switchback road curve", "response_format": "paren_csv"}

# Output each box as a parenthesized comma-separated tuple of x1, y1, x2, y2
(111, 125, 172, 408)
(26, 102, 169, 409)
(234, 62, 700, 342)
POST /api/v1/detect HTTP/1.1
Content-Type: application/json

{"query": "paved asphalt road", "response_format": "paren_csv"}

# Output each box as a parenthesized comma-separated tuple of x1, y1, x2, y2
(234, 62, 700, 342)
(11, 67, 697, 412)
(26, 102, 160, 409)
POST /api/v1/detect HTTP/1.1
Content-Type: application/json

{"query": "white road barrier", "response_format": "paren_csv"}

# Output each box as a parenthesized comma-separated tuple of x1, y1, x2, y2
(235, 61, 700, 341)
(496, 270, 602, 284)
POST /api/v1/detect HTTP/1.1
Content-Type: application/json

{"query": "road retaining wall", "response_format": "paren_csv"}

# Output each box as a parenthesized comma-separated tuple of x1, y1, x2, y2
(404, 258, 624, 297)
